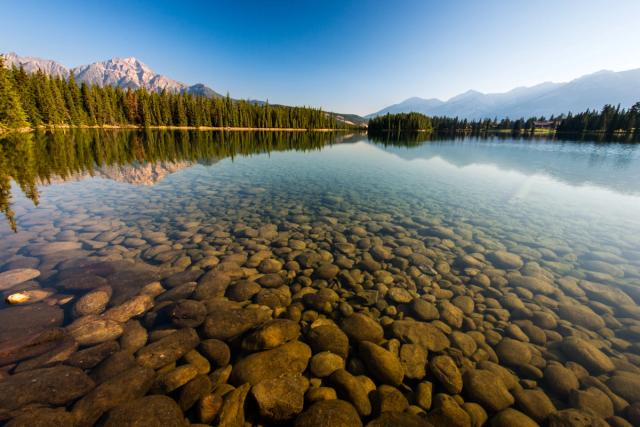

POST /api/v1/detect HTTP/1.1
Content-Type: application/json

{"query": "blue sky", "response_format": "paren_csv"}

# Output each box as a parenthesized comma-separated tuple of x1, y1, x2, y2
(2, 0, 640, 115)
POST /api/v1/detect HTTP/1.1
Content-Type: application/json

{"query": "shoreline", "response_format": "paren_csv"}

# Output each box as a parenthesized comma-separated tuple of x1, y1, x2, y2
(0, 124, 358, 135)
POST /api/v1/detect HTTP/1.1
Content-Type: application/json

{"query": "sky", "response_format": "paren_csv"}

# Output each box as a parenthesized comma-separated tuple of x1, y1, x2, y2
(2, 0, 640, 115)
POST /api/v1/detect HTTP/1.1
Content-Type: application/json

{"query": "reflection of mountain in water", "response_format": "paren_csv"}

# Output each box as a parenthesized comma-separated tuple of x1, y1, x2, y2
(373, 136, 640, 195)
(89, 160, 199, 185)
(41, 160, 201, 186)
(0, 130, 361, 231)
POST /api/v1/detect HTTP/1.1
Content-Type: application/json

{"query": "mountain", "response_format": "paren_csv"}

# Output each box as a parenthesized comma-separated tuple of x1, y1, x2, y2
(368, 69, 640, 120)
(2, 52, 69, 79)
(2, 52, 366, 126)
(3, 52, 221, 97)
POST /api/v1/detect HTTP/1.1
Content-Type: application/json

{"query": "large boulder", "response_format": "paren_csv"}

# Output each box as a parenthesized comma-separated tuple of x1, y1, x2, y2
(557, 303, 605, 330)
(0, 366, 94, 415)
(366, 412, 432, 427)
(547, 409, 609, 427)
(101, 395, 184, 427)
(218, 383, 250, 427)
(66, 316, 124, 346)
(430, 355, 462, 394)
(463, 369, 514, 412)
(495, 338, 532, 367)
(307, 324, 350, 358)
(231, 341, 311, 385)
(560, 337, 615, 373)
(242, 319, 300, 351)
(72, 366, 156, 427)
(543, 364, 579, 398)
(607, 374, 640, 403)
(488, 251, 523, 270)
(329, 369, 372, 417)
(341, 313, 384, 343)
(490, 408, 538, 427)
(251, 375, 309, 421)
(4, 408, 75, 427)
(0, 304, 64, 343)
(513, 388, 556, 422)
(202, 307, 270, 340)
(136, 328, 199, 369)
(0, 268, 40, 291)
(294, 399, 363, 427)
(359, 342, 404, 386)
(390, 320, 450, 352)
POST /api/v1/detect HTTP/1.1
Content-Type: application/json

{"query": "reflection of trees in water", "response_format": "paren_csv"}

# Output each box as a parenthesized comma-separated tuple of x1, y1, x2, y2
(0, 129, 358, 232)
(368, 130, 640, 147)
(371, 134, 640, 195)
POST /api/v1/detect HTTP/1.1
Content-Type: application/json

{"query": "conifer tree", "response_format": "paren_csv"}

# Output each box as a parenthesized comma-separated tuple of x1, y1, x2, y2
(0, 57, 29, 129)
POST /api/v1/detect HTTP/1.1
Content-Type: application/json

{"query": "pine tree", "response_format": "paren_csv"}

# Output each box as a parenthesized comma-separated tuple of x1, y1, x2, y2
(0, 57, 29, 129)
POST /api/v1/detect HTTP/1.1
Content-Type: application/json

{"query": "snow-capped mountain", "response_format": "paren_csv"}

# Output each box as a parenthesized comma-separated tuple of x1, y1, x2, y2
(368, 69, 640, 119)
(2, 52, 221, 97)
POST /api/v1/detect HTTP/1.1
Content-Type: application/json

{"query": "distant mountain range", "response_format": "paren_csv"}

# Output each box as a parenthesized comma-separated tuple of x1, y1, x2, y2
(9, 52, 637, 123)
(2, 52, 368, 126)
(3, 52, 222, 97)
(368, 69, 640, 120)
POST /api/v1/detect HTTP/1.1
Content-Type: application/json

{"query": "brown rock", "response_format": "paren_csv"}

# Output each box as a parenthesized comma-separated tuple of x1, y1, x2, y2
(463, 369, 514, 412)
(5, 408, 75, 427)
(0, 366, 94, 414)
(73, 286, 112, 318)
(231, 341, 311, 385)
(491, 408, 538, 427)
(218, 383, 250, 427)
(242, 319, 300, 351)
(359, 341, 404, 386)
(390, 320, 450, 352)
(341, 313, 384, 343)
(72, 365, 155, 427)
(430, 355, 462, 394)
(252, 375, 309, 421)
(294, 399, 363, 427)
(101, 395, 184, 427)
(136, 327, 199, 369)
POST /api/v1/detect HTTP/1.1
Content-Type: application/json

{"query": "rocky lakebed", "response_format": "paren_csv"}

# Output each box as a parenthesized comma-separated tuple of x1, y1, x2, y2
(0, 130, 640, 426)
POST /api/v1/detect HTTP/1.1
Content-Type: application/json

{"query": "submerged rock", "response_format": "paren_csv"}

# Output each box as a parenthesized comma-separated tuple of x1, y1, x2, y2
(0, 268, 40, 291)
(252, 375, 309, 421)
(0, 366, 94, 414)
(101, 395, 185, 427)
(295, 399, 363, 427)
(560, 337, 615, 373)
(390, 320, 450, 352)
(463, 369, 514, 412)
(72, 365, 156, 427)
(231, 340, 311, 385)
(136, 327, 199, 369)
(201, 306, 270, 340)
(360, 341, 404, 386)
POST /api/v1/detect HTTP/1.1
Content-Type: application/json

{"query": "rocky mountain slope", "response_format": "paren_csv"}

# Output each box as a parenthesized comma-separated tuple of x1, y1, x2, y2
(3, 52, 221, 97)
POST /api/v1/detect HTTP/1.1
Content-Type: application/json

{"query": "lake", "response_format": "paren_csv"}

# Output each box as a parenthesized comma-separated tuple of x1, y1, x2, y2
(1, 130, 639, 426)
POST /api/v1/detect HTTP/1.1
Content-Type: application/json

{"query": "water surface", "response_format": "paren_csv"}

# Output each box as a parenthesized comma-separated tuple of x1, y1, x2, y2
(1, 130, 639, 425)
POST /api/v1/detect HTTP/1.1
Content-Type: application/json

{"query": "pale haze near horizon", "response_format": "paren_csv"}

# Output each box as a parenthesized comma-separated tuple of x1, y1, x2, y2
(2, 0, 639, 115)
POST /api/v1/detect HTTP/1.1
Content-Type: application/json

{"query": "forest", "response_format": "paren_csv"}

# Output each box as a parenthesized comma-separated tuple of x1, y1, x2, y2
(0, 58, 347, 131)
(368, 104, 640, 137)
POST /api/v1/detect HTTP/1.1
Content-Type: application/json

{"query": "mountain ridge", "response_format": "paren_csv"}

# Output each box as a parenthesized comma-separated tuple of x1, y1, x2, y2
(368, 68, 640, 120)
(2, 52, 222, 97)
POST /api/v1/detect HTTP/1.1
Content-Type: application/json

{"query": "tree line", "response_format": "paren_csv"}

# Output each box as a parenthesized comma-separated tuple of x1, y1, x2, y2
(0, 57, 347, 131)
(366, 112, 433, 133)
(368, 103, 640, 138)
